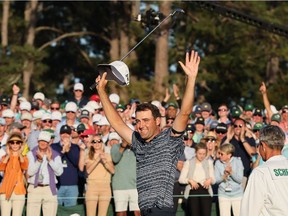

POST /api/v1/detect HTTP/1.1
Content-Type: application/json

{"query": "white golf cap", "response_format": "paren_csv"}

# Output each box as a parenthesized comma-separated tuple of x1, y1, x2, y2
(41, 113, 52, 121)
(92, 114, 102, 124)
(33, 92, 45, 101)
(20, 112, 32, 121)
(33, 110, 44, 120)
(97, 116, 110, 126)
(108, 132, 121, 141)
(2, 109, 14, 118)
(74, 83, 84, 91)
(109, 93, 120, 104)
(51, 111, 62, 121)
(38, 131, 51, 142)
(151, 100, 161, 109)
(65, 102, 78, 113)
(97, 60, 130, 86)
(20, 101, 31, 111)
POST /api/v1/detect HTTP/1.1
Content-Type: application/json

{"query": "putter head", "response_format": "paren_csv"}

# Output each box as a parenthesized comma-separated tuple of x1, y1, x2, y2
(97, 61, 130, 86)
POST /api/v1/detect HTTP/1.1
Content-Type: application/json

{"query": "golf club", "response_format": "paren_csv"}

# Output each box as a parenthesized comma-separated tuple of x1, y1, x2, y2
(90, 8, 185, 90)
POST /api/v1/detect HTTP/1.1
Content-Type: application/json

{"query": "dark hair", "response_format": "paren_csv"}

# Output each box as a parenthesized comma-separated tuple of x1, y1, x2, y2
(195, 142, 207, 153)
(259, 125, 285, 150)
(136, 103, 161, 119)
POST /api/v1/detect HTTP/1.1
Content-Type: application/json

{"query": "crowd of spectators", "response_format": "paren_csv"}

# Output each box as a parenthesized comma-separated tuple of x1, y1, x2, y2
(0, 78, 287, 216)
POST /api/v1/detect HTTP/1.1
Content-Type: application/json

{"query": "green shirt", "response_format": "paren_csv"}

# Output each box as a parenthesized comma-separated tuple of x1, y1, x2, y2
(111, 144, 137, 190)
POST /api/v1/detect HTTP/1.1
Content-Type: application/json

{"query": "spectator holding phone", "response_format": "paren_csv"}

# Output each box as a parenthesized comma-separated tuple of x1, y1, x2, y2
(223, 118, 256, 189)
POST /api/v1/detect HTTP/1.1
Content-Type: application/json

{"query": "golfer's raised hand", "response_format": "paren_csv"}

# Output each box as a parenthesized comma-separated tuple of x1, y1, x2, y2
(178, 50, 200, 79)
(95, 72, 108, 91)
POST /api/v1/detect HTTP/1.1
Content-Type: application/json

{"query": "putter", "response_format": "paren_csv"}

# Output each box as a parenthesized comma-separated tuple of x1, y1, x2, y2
(90, 8, 185, 90)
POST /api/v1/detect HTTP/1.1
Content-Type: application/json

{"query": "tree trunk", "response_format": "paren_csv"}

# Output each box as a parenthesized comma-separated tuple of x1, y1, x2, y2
(153, 1, 171, 98)
(1, 0, 10, 56)
(22, 0, 38, 98)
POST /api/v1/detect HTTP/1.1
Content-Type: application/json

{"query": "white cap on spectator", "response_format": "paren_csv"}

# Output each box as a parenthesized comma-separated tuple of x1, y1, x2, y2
(41, 113, 52, 121)
(97, 116, 110, 126)
(38, 131, 51, 143)
(51, 111, 62, 121)
(108, 132, 121, 141)
(2, 109, 14, 118)
(74, 83, 84, 91)
(20, 101, 31, 111)
(151, 100, 161, 109)
(86, 101, 98, 110)
(65, 102, 77, 113)
(33, 92, 45, 101)
(18, 96, 27, 102)
(33, 110, 44, 120)
(21, 112, 32, 121)
(109, 93, 120, 104)
(82, 105, 94, 114)
(92, 114, 102, 124)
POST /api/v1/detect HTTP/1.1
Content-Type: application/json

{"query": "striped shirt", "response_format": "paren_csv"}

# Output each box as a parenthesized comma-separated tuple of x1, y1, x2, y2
(131, 128, 184, 210)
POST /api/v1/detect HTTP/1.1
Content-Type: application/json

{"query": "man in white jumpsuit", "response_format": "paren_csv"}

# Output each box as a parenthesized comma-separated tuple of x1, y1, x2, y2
(240, 125, 288, 216)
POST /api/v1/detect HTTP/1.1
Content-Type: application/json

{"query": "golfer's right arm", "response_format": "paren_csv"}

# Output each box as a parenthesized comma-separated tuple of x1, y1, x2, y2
(96, 73, 133, 144)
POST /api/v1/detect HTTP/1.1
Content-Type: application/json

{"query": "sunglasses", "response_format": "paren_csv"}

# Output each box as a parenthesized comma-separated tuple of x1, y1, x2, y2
(219, 152, 225, 156)
(218, 109, 227, 112)
(81, 135, 89, 138)
(66, 111, 75, 114)
(51, 107, 60, 110)
(92, 139, 103, 144)
(234, 124, 243, 128)
(77, 130, 84, 134)
(282, 110, 287, 114)
(216, 131, 226, 134)
(253, 114, 262, 117)
(74, 90, 82, 92)
(207, 139, 216, 143)
(42, 120, 52, 123)
(8, 141, 22, 145)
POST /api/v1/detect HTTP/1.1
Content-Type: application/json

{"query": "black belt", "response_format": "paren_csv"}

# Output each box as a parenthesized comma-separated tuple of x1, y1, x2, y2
(37, 184, 49, 187)
(141, 207, 174, 216)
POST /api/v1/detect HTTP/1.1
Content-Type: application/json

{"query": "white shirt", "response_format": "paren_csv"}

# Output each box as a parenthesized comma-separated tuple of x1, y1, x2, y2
(241, 155, 288, 216)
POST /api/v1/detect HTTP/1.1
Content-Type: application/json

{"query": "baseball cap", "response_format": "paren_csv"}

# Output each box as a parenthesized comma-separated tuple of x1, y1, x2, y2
(97, 60, 130, 86)
(42, 129, 55, 138)
(231, 108, 242, 118)
(253, 122, 265, 131)
(20, 101, 31, 111)
(109, 93, 120, 104)
(186, 124, 195, 132)
(216, 123, 228, 134)
(271, 113, 281, 123)
(193, 105, 202, 114)
(92, 114, 102, 124)
(2, 109, 14, 118)
(51, 111, 62, 121)
(210, 121, 218, 130)
(60, 125, 72, 135)
(80, 129, 95, 137)
(195, 117, 205, 125)
(244, 104, 254, 111)
(33, 110, 44, 120)
(108, 132, 121, 141)
(167, 102, 177, 108)
(77, 123, 86, 132)
(201, 102, 212, 112)
(253, 108, 262, 116)
(281, 105, 288, 111)
(89, 94, 100, 102)
(80, 110, 89, 119)
(33, 92, 45, 101)
(65, 102, 77, 113)
(97, 116, 110, 126)
(41, 113, 52, 121)
(0, 95, 10, 105)
(116, 104, 125, 112)
(20, 112, 32, 121)
(74, 83, 84, 91)
(38, 131, 51, 142)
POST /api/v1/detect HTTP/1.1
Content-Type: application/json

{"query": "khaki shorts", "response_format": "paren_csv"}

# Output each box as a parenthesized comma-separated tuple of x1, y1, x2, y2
(113, 189, 140, 212)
